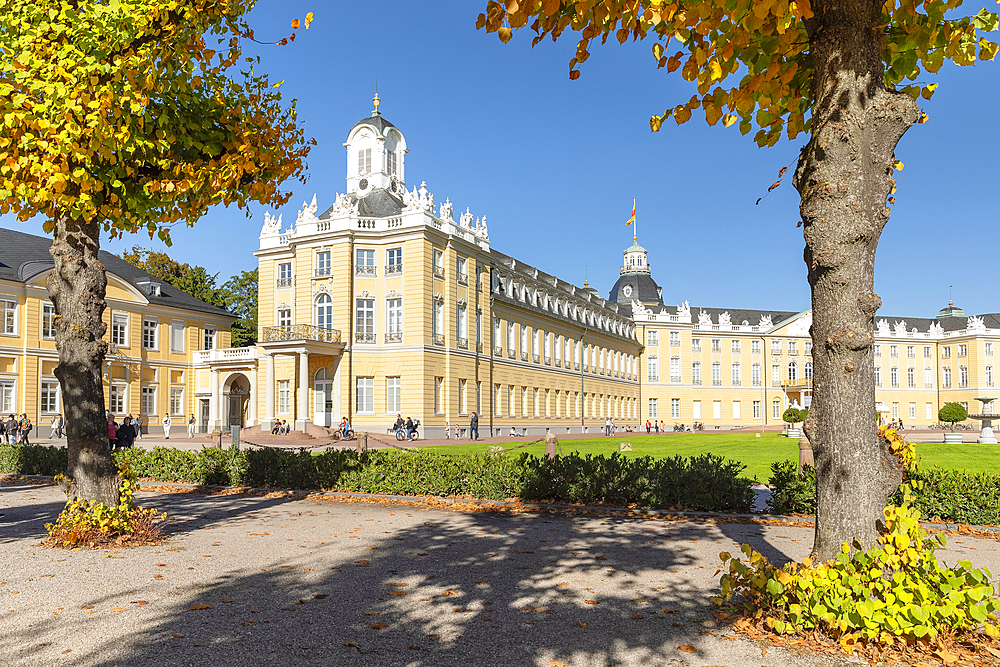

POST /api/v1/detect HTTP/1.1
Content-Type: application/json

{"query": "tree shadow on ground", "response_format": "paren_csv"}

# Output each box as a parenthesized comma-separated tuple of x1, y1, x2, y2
(716, 522, 810, 565)
(1, 488, 821, 667)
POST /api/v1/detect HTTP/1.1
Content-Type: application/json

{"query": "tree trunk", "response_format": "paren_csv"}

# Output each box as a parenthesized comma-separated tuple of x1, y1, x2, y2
(794, 0, 919, 561)
(46, 213, 120, 507)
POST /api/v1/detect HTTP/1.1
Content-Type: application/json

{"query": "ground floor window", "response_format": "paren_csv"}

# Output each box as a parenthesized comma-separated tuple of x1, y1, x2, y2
(753, 400, 760, 419)
(40, 381, 59, 414)
(670, 398, 680, 419)
(434, 377, 443, 415)
(732, 400, 741, 420)
(909, 402, 916, 419)
(926, 402, 933, 419)
(773, 399, 781, 419)
(692, 400, 701, 420)
(277, 381, 290, 414)
(110, 384, 126, 415)
(141, 386, 156, 416)
(386, 377, 401, 413)
(0, 382, 13, 414)
(170, 387, 184, 416)
(712, 400, 721, 420)
(356, 377, 375, 414)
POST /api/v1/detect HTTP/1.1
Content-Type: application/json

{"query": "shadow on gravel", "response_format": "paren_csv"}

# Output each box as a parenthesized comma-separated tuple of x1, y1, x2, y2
(9, 491, 787, 667)
(0, 482, 66, 543)
(717, 522, 802, 565)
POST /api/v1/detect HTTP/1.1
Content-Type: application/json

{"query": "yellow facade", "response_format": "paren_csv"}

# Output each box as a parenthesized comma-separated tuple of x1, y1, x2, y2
(0, 230, 235, 434)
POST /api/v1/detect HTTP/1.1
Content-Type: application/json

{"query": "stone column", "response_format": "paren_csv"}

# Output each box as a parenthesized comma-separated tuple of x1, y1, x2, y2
(249, 362, 258, 428)
(264, 352, 275, 430)
(295, 351, 309, 432)
(209, 368, 220, 430)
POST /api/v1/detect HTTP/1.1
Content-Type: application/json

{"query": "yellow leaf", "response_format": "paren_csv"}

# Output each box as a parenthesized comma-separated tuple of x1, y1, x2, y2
(304, 12, 314, 28)
(499, 27, 513, 43)
(708, 60, 722, 81)
(578, 620, 587, 628)
(677, 645, 695, 653)
(291, 19, 301, 30)
(893, 160, 904, 170)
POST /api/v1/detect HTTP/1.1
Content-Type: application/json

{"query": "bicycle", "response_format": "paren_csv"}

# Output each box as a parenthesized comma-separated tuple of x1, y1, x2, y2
(394, 426, 419, 441)
(328, 429, 356, 443)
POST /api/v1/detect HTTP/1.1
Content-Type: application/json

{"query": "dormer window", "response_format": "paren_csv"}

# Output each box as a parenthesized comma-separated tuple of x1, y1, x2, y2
(357, 148, 371, 175)
(136, 279, 161, 296)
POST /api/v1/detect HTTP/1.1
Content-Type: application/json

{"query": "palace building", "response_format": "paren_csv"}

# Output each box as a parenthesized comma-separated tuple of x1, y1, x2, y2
(4, 99, 998, 435)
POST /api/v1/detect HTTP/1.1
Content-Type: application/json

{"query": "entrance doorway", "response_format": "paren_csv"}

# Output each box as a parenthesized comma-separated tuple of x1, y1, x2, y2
(314, 367, 333, 427)
(225, 374, 251, 429)
(199, 399, 210, 433)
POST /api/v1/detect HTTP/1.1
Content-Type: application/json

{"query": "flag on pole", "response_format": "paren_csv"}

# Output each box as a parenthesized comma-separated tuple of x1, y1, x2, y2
(626, 199, 635, 226)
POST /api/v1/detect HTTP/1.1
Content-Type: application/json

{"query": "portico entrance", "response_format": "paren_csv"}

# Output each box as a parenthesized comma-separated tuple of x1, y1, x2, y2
(314, 367, 333, 427)
(225, 374, 251, 428)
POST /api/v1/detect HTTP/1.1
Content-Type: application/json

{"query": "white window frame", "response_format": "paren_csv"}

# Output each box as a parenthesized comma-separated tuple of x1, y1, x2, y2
(109, 383, 126, 415)
(386, 376, 401, 414)
(170, 321, 185, 354)
(671, 398, 680, 419)
(140, 386, 157, 416)
(203, 326, 217, 351)
(40, 380, 60, 414)
(278, 308, 292, 327)
(42, 302, 56, 339)
(356, 377, 375, 414)
(170, 386, 184, 416)
(142, 318, 158, 350)
(0, 297, 17, 335)
(111, 312, 129, 347)
(648, 398, 657, 419)
(277, 380, 290, 414)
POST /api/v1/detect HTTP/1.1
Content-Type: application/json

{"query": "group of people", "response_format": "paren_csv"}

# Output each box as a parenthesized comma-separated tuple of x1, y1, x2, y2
(392, 414, 420, 440)
(1, 414, 34, 445)
(107, 412, 140, 450)
(644, 420, 668, 433)
(271, 420, 291, 435)
(441, 412, 479, 440)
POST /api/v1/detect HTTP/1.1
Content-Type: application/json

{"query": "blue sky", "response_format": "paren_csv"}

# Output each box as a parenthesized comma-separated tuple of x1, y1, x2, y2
(4, 1, 998, 319)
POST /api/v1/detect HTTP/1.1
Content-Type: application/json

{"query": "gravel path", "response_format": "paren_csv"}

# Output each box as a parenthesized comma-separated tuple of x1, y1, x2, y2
(2, 482, 999, 667)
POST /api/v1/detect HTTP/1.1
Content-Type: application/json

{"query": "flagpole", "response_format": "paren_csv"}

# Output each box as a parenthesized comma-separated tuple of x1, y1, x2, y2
(632, 197, 636, 243)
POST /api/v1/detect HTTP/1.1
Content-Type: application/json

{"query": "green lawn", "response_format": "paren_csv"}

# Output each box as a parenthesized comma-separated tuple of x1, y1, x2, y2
(418, 434, 1000, 483)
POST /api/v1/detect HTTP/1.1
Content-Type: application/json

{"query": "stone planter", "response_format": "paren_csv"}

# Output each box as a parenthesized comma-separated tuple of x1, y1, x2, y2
(944, 432, 964, 444)
(786, 427, 802, 438)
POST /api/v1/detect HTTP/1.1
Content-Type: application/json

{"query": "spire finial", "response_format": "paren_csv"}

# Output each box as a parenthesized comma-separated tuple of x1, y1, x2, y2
(372, 91, 380, 115)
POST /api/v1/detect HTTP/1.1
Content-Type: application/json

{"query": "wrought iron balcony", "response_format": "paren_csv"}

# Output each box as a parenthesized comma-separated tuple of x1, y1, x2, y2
(384, 332, 403, 344)
(458, 337, 469, 350)
(314, 267, 332, 277)
(434, 334, 445, 346)
(386, 264, 403, 275)
(276, 277, 293, 288)
(494, 346, 502, 356)
(355, 332, 376, 343)
(261, 325, 341, 343)
(476, 279, 483, 292)
(507, 349, 516, 359)
(521, 352, 529, 362)
(457, 273, 468, 286)
(433, 266, 445, 278)
(713, 380, 723, 386)
(476, 342, 483, 353)
(355, 265, 377, 276)
(533, 354, 540, 364)
(544, 356, 551, 365)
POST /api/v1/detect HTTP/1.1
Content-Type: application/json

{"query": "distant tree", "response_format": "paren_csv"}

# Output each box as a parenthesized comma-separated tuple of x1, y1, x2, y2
(782, 407, 801, 427)
(0, 1, 313, 506)
(938, 402, 968, 430)
(478, 0, 997, 560)
(222, 269, 258, 347)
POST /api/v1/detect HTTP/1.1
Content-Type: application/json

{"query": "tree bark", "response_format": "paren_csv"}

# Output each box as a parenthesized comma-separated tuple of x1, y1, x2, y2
(794, 0, 918, 561)
(46, 213, 120, 507)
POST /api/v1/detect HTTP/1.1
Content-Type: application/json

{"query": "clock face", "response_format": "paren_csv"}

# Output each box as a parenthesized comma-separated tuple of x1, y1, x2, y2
(622, 285, 633, 298)
(358, 178, 369, 191)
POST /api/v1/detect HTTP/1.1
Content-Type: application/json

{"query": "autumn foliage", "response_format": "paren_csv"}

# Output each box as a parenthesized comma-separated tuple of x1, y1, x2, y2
(477, 0, 998, 146)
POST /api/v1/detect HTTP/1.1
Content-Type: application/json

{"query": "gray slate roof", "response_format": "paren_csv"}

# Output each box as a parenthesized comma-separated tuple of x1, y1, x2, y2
(357, 189, 403, 218)
(351, 114, 397, 135)
(0, 227, 235, 318)
(608, 273, 664, 307)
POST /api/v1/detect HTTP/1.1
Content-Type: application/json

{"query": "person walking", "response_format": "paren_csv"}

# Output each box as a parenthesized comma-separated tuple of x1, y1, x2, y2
(6, 414, 17, 444)
(604, 417, 612, 437)
(187, 414, 196, 439)
(107, 418, 118, 450)
(118, 416, 136, 449)
(162, 413, 171, 439)
(134, 414, 143, 439)
(469, 411, 479, 440)
(50, 414, 60, 439)
(19, 413, 32, 445)
(444, 421, 452, 439)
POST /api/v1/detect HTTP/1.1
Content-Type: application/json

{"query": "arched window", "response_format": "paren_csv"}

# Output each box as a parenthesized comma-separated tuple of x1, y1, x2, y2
(314, 367, 332, 382)
(804, 361, 813, 380)
(315, 294, 333, 329)
(788, 361, 797, 381)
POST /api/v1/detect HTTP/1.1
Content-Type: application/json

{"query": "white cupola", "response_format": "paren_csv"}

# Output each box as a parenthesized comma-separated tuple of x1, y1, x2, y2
(343, 93, 408, 198)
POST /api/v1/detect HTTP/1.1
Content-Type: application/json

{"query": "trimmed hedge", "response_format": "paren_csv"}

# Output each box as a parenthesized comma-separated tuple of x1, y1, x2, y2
(0, 445, 755, 513)
(767, 458, 1000, 526)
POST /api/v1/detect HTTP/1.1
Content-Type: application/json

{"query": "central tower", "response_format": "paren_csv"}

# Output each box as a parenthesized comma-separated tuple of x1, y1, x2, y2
(343, 93, 408, 198)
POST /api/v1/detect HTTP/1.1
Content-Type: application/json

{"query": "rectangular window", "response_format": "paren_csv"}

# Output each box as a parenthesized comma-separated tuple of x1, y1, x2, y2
(960, 365, 968, 387)
(647, 357, 658, 382)
(712, 400, 721, 420)
(111, 313, 128, 346)
(959, 344, 968, 357)
(1, 299, 16, 334)
(988, 365, 995, 388)
(892, 402, 899, 420)
(988, 342, 994, 356)
(356, 299, 375, 342)
(279, 262, 292, 280)
(169, 322, 185, 353)
(508, 385, 515, 417)
(907, 366, 915, 388)
(432, 249, 444, 275)
(277, 381, 290, 414)
(315, 251, 332, 278)
(731, 362, 741, 386)
(434, 377, 443, 415)
(456, 304, 467, 346)
(386, 299, 402, 338)
(925, 367, 933, 388)
(875, 365, 882, 387)
(909, 402, 916, 419)
(42, 303, 56, 339)
(874, 344, 882, 357)
(203, 326, 216, 351)
(506, 321, 515, 353)
(942, 346, 951, 359)
(907, 345, 915, 359)
(773, 399, 781, 419)
(143, 319, 158, 350)
(670, 356, 681, 382)
(692, 400, 701, 420)
(731, 339, 741, 353)
(141, 386, 156, 415)
(671, 398, 680, 419)
(40, 381, 59, 413)
(732, 400, 741, 420)
(356, 377, 374, 413)
(924, 346, 932, 358)
(711, 338, 721, 353)
(456, 256, 467, 283)
(890, 366, 899, 388)
(753, 400, 761, 419)
(521, 387, 528, 417)
(532, 388, 539, 417)
(772, 339, 781, 353)
(355, 249, 375, 275)
(788, 340, 798, 354)
(691, 338, 701, 353)
(278, 308, 292, 327)
(751, 340, 760, 354)
(752, 362, 761, 386)
(648, 398, 658, 419)
(890, 344, 898, 358)
(712, 362, 721, 386)
(386, 376, 401, 413)
(669, 331, 680, 346)
(772, 364, 780, 384)
(387, 248, 403, 273)
(805, 341, 812, 354)
(170, 387, 183, 415)
(943, 367, 952, 388)
(386, 149, 397, 176)
(926, 403, 933, 419)
(110, 384, 125, 414)
(357, 147, 371, 174)
(692, 362, 702, 385)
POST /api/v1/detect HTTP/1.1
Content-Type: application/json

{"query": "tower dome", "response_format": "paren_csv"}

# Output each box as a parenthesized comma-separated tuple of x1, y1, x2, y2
(608, 236, 663, 307)
(343, 93, 408, 201)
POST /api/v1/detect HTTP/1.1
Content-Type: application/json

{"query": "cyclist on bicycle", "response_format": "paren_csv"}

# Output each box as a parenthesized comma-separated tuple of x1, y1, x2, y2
(405, 417, 416, 440)
(340, 417, 351, 438)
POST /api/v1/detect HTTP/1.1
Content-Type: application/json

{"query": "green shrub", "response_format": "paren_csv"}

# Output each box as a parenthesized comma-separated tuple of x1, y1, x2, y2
(938, 402, 968, 427)
(0, 444, 754, 513)
(766, 460, 816, 515)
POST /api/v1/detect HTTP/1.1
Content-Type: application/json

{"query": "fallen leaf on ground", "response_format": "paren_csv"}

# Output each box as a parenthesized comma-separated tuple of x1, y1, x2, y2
(355, 560, 369, 565)
(369, 623, 388, 630)
(412, 553, 428, 557)
(662, 609, 679, 614)
(343, 642, 358, 647)
(221, 599, 234, 603)
(713, 611, 728, 620)
(155, 564, 165, 567)
(595, 556, 607, 561)
(584, 600, 598, 605)
(548, 661, 568, 667)
(187, 604, 212, 610)
(389, 592, 406, 596)
(386, 583, 408, 587)
(364, 611, 379, 616)
(578, 621, 587, 628)
(678, 645, 696, 653)
(171, 634, 184, 638)
(441, 590, 456, 596)
(131, 601, 148, 605)
(294, 600, 309, 605)
(109, 608, 127, 612)
(474, 581, 486, 584)
(408, 645, 421, 650)
(312, 594, 327, 599)
(933, 648, 958, 664)
(631, 614, 644, 619)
